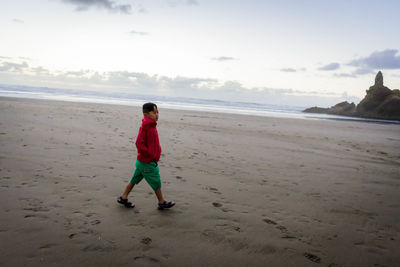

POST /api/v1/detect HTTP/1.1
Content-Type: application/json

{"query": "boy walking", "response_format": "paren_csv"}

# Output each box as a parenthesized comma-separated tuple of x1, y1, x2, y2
(118, 103, 175, 210)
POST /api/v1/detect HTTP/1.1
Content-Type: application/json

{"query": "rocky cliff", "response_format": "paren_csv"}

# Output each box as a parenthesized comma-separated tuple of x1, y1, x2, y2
(303, 71, 400, 121)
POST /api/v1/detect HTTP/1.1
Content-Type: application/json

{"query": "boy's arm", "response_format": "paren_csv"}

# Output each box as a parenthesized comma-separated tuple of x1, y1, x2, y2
(135, 128, 155, 159)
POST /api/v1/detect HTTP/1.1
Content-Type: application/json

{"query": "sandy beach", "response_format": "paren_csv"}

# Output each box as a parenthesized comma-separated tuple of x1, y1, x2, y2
(0, 96, 399, 266)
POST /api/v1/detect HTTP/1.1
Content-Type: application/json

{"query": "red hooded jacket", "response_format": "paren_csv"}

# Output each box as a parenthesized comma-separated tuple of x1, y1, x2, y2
(135, 117, 162, 163)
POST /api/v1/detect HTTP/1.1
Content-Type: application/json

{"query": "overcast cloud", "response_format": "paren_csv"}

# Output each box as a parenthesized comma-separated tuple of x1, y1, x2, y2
(166, 0, 199, 7)
(0, 61, 29, 72)
(0, 60, 359, 107)
(129, 30, 149, 36)
(2, 1, 399, 108)
(318, 62, 340, 71)
(349, 49, 400, 70)
(12, 18, 24, 23)
(280, 67, 306, 73)
(280, 68, 297, 73)
(334, 73, 356, 78)
(211, 56, 236, 62)
(333, 49, 400, 78)
(62, 0, 132, 14)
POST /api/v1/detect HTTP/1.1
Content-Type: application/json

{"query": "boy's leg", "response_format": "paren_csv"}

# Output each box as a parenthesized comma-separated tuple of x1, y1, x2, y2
(125, 160, 144, 198)
(142, 162, 174, 208)
(142, 162, 163, 202)
(118, 181, 135, 208)
(119, 160, 143, 205)
(121, 182, 134, 199)
(154, 188, 164, 204)
(155, 188, 175, 209)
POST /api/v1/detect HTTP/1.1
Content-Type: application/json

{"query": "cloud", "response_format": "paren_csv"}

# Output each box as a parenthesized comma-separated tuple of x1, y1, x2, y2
(12, 18, 24, 23)
(348, 49, 400, 70)
(166, 0, 199, 7)
(211, 56, 236, 62)
(352, 67, 374, 75)
(334, 73, 357, 78)
(100, 71, 218, 93)
(280, 68, 297, 72)
(137, 6, 147, 13)
(186, 0, 199, 5)
(64, 70, 91, 77)
(62, 0, 132, 14)
(334, 49, 400, 78)
(327, 49, 400, 79)
(32, 66, 50, 75)
(0, 61, 29, 72)
(318, 62, 340, 71)
(0, 62, 359, 107)
(280, 67, 307, 73)
(333, 67, 373, 79)
(129, 30, 149, 36)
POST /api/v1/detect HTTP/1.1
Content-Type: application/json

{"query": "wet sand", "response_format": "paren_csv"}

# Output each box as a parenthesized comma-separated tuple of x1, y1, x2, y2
(0, 97, 399, 266)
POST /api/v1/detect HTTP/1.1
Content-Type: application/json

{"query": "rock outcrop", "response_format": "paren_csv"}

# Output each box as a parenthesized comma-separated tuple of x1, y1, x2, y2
(303, 101, 356, 116)
(356, 71, 400, 120)
(303, 71, 400, 121)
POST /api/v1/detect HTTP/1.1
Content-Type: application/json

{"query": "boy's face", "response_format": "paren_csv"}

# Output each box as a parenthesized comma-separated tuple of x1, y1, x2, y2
(145, 106, 159, 121)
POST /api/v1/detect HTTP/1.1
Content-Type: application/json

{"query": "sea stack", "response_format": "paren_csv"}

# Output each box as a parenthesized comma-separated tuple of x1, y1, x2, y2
(356, 71, 400, 120)
(303, 71, 400, 121)
(375, 71, 383, 87)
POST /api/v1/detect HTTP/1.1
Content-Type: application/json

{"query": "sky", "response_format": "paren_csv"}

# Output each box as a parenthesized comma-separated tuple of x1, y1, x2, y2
(0, 0, 399, 107)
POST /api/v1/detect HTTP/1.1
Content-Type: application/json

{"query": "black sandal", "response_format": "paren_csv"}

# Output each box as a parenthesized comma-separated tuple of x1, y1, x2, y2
(158, 201, 175, 210)
(117, 196, 135, 208)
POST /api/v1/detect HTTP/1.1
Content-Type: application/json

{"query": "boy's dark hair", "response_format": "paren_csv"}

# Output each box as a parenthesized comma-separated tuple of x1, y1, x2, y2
(142, 102, 157, 113)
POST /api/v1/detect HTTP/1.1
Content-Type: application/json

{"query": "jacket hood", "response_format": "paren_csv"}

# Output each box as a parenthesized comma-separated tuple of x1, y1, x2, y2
(142, 116, 157, 127)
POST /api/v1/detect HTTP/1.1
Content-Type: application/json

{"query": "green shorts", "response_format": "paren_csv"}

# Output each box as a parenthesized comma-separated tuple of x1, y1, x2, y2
(130, 160, 161, 190)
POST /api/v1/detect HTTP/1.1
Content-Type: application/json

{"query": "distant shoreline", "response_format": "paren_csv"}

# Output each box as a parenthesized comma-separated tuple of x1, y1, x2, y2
(1, 92, 399, 125)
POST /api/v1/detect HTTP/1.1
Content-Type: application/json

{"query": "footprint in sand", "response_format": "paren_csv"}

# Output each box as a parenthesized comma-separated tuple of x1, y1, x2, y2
(212, 202, 230, 212)
(134, 256, 160, 263)
(90, 219, 101, 225)
(304, 252, 321, 263)
(204, 186, 222, 195)
(39, 243, 57, 249)
(82, 244, 114, 252)
(216, 223, 242, 232)
(24, 214, 49, 219)
(263, 218, 277, 225)
(276, 225, 288, 233)
(175, 176, 186, 182)
(141, 237, 152, 245)
(263, 219, 296, 239)
(212, 202, 222, 207)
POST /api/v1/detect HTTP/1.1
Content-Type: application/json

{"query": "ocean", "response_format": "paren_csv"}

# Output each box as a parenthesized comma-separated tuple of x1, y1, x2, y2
(0, 84, 398, 124)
